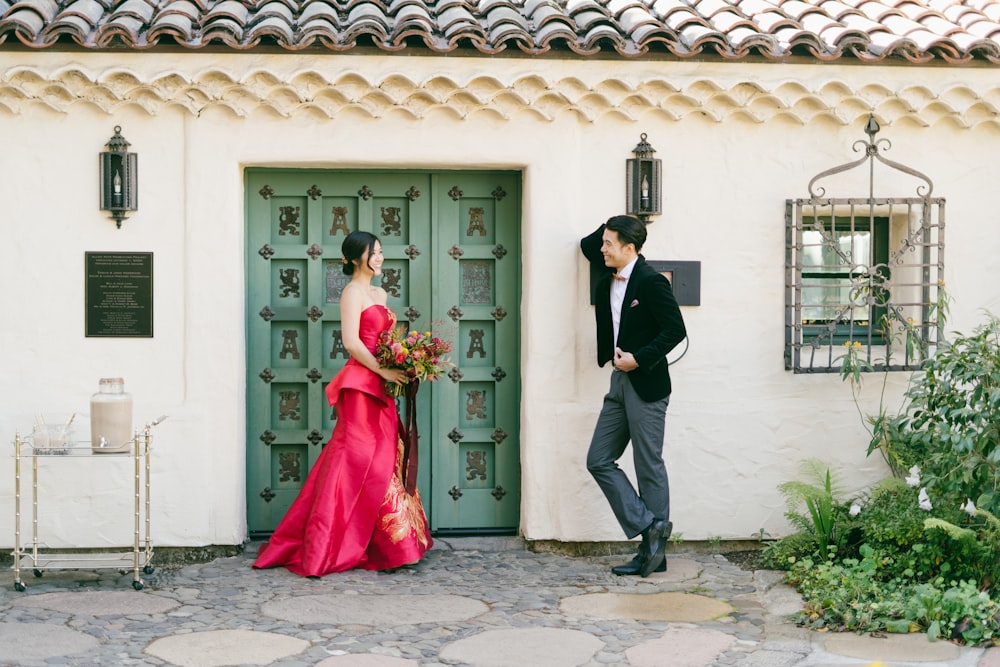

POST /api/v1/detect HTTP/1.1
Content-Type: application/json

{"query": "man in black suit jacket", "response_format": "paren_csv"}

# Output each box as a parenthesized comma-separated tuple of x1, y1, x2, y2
(581, 215, 687, 577)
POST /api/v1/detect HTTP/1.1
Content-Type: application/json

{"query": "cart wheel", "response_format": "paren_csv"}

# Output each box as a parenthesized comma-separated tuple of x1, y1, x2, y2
(132, 580, 144, 591)
(14, 582, 26, 592)
(32, 569, 43, 578)
(143, 565, 154, 574)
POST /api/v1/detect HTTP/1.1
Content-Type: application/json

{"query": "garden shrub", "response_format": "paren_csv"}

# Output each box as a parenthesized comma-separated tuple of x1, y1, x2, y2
(769, 315, 1000, 644)
(873, 315, 1000, 516)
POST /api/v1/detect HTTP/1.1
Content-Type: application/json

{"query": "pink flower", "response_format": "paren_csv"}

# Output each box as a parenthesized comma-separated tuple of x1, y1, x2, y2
(375, 321, 455, 397)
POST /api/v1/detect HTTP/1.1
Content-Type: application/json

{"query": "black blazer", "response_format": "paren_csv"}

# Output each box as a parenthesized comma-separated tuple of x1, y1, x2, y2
(581, 225, 687, 402)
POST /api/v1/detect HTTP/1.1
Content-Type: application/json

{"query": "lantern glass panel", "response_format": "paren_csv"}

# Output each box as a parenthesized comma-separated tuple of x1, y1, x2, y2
(100, 152, 138, 212)
(626, 157, 661, 217)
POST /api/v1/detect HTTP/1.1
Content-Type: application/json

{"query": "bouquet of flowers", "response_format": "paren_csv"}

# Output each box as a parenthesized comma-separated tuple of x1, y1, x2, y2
(376, 324, 454, 397)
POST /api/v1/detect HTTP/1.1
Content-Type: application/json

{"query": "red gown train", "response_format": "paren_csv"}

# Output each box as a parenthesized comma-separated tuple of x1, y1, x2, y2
(253, 304, 432, 576)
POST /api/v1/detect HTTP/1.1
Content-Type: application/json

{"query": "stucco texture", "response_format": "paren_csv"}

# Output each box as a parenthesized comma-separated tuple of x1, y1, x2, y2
(2, 52, 999, 547)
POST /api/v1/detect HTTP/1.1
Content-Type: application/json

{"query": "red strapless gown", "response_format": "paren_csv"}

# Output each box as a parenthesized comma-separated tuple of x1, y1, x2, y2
(253, 304, 433, 576)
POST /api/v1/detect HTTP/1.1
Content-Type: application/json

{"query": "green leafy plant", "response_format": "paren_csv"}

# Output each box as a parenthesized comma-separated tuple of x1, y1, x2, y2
(874, 315, 1000, 515)
(838, 287, 950, 477)
(758, 532, 820, 569)
(787, 544, 909, 632)
(778, 459, 846, 554)
(904, 579, 1000, 644)
(773, 306, 1000, 645)
(923, 506, 1000, 591)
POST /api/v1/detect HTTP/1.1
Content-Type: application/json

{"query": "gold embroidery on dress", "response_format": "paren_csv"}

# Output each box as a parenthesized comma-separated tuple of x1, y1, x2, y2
(378, 436, 430, 547)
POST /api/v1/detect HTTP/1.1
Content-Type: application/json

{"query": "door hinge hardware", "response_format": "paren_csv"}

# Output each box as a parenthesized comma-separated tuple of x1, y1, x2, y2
(492, 485, 507, 501)
(307, 429, 324, 446)
(492, 244, 507, 260)
(448, 245, 464, 260)
(448, 428, 465, 443)
(448, 306, 463, 321)
(448, 186, 463, 201)
(405, 244, 420, 260)
(259, 368, 275, 383)
(492, 186, 506, 200)
(405, 186, 421, 201)
(306, 368, 323, 383)
(307, 306, 323, 322)
(306, 244, 323, 260)
(260, 487, 276, 502)
(405, 306, 420, 322)
(307, 184, 322, 200)
(491, 306, 507, 321)
(358, 185, 373, 200)
(491, 367, 506, 382)
(259, 306, 275, 321)
(448, 367, 464, 383)
(449, 486, 463, 500)
(258, 244, 275, 260)
(259, 185, 274, 200)
(260, 430, 276, 446)
(491, 427, 508, 444)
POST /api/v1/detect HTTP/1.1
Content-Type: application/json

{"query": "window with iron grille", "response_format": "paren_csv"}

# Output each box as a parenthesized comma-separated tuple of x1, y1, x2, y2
(785, 118, 945, 373)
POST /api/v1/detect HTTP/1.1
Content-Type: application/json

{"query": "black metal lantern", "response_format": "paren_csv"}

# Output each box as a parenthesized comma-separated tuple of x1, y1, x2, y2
(625, 132, 661, 222)
(99, 125, 138, 228)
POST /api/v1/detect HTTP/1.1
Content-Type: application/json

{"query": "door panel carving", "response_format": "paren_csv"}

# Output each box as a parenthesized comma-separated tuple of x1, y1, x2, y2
(247, 170, 519, 534)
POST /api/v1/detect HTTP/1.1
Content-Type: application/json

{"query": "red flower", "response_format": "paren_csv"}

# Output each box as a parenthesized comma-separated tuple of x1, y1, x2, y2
(376, 324, 454, 397)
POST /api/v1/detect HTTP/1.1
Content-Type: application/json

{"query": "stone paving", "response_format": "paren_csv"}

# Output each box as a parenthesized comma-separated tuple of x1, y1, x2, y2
(0, 537, 994, 666)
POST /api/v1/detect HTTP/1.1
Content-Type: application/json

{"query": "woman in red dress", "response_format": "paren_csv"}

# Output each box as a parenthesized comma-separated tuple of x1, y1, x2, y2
(253, 231, 433, 576)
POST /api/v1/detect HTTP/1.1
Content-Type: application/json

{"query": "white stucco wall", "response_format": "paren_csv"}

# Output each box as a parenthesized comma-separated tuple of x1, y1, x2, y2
(2, 51, 999, 548)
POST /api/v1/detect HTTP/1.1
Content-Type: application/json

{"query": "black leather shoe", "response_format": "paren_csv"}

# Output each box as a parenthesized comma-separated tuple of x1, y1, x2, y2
(639, 520, 673, 578)
(611, 553, 666, 576)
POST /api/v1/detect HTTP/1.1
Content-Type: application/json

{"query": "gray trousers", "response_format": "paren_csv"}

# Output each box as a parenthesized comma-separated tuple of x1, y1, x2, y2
(586, 369, 670, 539)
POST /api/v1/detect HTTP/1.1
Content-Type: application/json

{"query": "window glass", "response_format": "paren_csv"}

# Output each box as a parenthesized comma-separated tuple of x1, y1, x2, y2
(784, 201, 944, 374)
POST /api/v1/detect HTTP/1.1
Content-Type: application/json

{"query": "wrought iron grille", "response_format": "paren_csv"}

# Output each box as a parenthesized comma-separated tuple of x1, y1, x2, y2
(785, 116, 945, 374)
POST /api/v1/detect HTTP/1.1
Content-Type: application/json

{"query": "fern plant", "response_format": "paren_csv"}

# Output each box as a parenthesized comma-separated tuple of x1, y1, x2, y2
(778, 459, 845, 553)
(924, 506, 1000, 590)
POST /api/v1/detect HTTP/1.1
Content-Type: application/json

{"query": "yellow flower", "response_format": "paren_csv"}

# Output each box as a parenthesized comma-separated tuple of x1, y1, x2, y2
(853, 341, 862, 349)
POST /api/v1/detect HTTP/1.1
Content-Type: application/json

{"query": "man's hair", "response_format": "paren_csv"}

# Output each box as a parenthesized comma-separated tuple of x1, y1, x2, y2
(605, 215, 646, 252)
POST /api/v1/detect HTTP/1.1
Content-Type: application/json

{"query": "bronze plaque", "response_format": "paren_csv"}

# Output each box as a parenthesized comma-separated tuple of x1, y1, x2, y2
(461, 260, 492, 304)
(85, 252, 153, 337)
(325, 261, 350, 303)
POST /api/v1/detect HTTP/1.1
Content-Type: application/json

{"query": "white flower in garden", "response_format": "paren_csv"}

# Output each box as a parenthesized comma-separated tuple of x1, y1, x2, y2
(918, 488, 933, 511)
(905, 466, 921, 487)
(849, 503, 862, 517)
(961, 499, 977, 516)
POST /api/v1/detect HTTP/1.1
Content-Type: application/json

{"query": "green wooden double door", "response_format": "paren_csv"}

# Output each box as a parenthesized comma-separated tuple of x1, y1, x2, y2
(245, 169, 521, 535)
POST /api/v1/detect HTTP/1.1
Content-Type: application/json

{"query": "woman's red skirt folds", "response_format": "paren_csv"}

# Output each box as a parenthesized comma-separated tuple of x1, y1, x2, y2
(253, 306, 432, 577)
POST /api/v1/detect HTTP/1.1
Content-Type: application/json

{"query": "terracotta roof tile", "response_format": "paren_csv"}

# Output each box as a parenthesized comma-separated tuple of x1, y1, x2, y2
(966, 16, 1000, 34)
(3, 0, 1000, 63)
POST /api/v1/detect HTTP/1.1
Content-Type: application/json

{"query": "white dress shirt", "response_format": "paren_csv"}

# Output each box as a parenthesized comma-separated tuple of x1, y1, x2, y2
(611, 257, 637, 347)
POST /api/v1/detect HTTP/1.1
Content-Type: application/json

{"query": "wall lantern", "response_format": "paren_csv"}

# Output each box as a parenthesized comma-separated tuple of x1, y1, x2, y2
(99, 125, 138, 228)
(625, 132, 662, 222)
